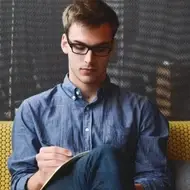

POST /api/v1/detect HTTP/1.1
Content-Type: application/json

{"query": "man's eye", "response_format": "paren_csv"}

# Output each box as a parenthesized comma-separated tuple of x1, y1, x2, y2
(74, 45, 86, 50)
(95, 47, 109, 52)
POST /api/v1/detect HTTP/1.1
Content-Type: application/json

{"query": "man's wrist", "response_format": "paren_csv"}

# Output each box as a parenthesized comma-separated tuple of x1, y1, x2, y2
(27, 171, 43, 190)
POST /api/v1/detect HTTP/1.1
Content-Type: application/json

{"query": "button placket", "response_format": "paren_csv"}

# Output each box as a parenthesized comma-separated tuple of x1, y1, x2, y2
(83, 105, 92, 150)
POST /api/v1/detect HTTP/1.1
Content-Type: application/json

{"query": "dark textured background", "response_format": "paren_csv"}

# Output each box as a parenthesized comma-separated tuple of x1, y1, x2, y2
(1, 0, 190, 120)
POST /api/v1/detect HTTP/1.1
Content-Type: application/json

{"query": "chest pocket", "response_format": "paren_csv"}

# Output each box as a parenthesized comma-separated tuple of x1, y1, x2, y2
(103, 116, 130, 148)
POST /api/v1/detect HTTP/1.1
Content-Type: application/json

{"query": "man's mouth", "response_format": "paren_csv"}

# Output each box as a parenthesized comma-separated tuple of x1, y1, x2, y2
(80, 68, 96, 71)
(80, 68, 96, 75)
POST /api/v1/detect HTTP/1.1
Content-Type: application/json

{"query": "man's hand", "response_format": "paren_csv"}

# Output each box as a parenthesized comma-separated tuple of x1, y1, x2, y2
(27, 146, 72, 190)
(135, 184, 144, 190)
(36, 146, 73, 185)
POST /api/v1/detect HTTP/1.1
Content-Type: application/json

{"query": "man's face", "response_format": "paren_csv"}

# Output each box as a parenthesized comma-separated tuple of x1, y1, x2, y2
(61, 23, 114, 87)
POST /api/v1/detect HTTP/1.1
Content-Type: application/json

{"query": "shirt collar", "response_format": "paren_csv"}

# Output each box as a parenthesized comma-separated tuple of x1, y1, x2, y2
(61, 74, 111, 101)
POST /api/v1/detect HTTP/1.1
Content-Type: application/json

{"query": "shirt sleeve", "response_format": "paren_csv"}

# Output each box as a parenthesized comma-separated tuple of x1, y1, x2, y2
(7, 100, 40, 190)
(134, 99, 172, 190)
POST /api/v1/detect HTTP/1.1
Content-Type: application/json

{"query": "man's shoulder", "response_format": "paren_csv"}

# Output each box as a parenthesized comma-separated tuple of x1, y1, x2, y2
(112, 84, 149, 106)
(115, 86, 167, 123)
(22, 84, 62, 108)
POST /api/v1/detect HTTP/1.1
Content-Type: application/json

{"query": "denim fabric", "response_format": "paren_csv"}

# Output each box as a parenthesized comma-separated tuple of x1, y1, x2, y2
(8, 75, 171, 190)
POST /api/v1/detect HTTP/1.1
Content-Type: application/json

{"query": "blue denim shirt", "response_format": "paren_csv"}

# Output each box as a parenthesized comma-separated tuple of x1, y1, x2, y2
(8, 75, 171, 190)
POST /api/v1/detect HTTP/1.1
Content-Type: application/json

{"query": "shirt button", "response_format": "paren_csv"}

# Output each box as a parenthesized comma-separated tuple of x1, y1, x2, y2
(85, 128, 89, 132)
(85, 107, 89, 111)
(72, 96, 76, 100)
(76, 90, 80, 96)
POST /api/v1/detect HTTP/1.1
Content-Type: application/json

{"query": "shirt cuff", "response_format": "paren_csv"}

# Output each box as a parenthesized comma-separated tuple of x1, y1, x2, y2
(15, 173, 34, 190)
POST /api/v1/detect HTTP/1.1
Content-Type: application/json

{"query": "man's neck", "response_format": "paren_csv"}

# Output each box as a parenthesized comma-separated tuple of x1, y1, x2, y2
(80, 84, 99, 103)
(74, 81, 101, 103)
(69, 75, 105, 103)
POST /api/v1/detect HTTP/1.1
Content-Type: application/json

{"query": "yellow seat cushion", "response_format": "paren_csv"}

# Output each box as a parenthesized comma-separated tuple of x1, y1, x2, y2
(168, 121, 190, 160)
(0, 121, 12, 190)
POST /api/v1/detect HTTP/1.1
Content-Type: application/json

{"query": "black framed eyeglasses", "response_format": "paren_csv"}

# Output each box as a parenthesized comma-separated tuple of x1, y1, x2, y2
(66, 34, 113, 57)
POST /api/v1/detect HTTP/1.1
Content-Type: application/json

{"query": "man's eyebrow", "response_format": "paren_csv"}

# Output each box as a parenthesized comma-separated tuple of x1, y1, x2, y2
(72, 40, 112, 46)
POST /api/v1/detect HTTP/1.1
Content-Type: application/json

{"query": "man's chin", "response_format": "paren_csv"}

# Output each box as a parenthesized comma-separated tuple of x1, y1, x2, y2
(80, 79, 97, 84)
(79, 76, 101, 85)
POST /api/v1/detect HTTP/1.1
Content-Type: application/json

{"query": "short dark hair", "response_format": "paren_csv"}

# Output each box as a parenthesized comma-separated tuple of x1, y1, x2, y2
(62, 0, 119, 37)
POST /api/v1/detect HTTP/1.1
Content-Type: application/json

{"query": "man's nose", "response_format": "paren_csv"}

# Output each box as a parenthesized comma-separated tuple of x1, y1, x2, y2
(84, 50, 93, 63)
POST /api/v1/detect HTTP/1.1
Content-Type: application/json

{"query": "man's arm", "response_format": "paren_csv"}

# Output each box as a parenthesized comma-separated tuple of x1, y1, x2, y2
(8, 100, 73, 190)
(134, 99, 171, 190)
(7, 100, 40, 190)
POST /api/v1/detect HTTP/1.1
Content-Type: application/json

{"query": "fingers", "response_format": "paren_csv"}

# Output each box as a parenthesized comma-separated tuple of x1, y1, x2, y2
(37, 159, 70, 169)
(36, 152, 69, 162)
(35, 146, 73, 185)
(36, 146, 72, 170)
(40, 146, 72, 156)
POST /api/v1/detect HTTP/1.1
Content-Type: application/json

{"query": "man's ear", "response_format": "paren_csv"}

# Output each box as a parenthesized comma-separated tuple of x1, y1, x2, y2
(61, 33, 69, 54)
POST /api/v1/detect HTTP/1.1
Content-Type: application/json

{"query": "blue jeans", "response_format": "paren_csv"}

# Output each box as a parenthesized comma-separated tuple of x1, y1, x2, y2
(44, 145, 135, 190)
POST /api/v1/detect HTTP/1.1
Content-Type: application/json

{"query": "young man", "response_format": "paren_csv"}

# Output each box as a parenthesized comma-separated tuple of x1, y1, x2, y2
(8, 0, 171, 189)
